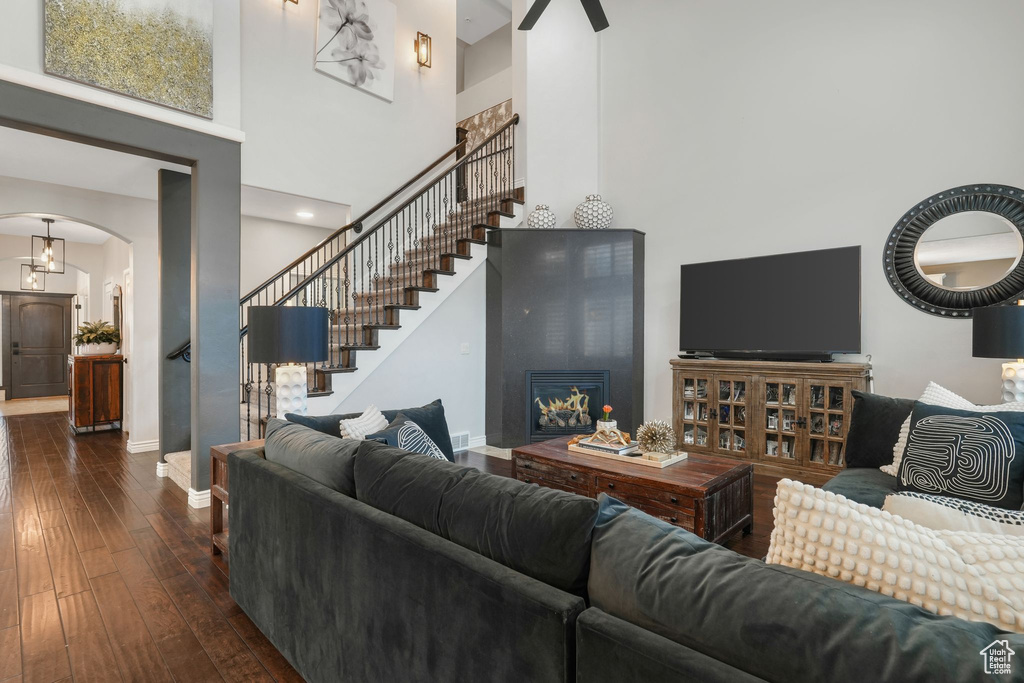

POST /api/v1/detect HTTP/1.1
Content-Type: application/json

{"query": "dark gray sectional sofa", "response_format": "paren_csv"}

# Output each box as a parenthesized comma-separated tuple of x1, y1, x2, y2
(228, 420, 1024, 683)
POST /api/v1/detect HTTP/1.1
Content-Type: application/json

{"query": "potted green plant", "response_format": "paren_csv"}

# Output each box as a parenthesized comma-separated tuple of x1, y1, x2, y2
(73, 320, 121, 356)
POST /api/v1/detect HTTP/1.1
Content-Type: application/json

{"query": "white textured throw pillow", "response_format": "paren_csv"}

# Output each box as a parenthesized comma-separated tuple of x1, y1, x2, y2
(880, 382, 1024, 477)
(339, 405, 389, 440)
(883, 492, 1024, 537)
(767, 479, 1024, 632)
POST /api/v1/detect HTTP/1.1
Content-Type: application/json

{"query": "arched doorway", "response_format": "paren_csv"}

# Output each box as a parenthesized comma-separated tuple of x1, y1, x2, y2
(0, 215, 132, 426)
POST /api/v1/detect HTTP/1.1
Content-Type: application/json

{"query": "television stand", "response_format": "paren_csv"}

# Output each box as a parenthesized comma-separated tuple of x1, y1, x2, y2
(670, 358, 870, 484)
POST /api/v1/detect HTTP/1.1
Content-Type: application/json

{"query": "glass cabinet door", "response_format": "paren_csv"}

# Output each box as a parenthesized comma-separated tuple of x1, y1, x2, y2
(713, 376, 748, 456)
(762, 377, 800, 466)
(675, 373, 713, 451)
(804, 380, 853, 471)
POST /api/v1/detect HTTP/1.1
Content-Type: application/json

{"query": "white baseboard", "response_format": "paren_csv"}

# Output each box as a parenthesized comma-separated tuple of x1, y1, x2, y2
(188, 488, 211, 509)
(127, 439, 160, 454)
(468, 436, 488, 448)
(155, 462, 169, 477)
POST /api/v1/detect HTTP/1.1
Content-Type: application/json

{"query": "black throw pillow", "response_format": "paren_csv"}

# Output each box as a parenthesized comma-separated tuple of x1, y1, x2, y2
(845, 390, 915, 468)
(366, 413, 448, 460)
(897, 402, 1024, 510)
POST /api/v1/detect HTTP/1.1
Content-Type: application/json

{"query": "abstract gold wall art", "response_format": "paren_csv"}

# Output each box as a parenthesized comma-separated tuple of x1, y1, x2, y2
(44, 0, 214, 118)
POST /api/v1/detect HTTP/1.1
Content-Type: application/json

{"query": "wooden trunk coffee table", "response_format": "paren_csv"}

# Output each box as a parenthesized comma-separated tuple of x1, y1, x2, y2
(512, 437, 753, 544)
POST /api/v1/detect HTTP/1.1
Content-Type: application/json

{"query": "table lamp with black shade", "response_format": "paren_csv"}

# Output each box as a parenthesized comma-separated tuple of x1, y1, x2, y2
(973, 300, 1024, 402)
(247, 306, 329, 417)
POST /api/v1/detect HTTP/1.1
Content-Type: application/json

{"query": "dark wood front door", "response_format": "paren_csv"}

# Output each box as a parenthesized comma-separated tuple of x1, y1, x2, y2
(8, 294, 72, 399)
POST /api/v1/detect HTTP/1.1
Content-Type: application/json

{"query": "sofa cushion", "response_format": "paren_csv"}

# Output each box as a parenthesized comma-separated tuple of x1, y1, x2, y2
(264, 418, 360, 497)
(845, 390, 914, 468)
(437, 467, 599, 596)
(897, 402, 1024, 509)
(354, 439, 466, 534)
(355, 439, 599, 595)
(588, 495, 1024, 683)
(883, 491, 1024, 536)
(286, 399, 455, 461)
(821, 466, 897, 508)
(881, 382, 1024, 477)
(366, 413, 448, 460)
(768, 479, 1024, 631)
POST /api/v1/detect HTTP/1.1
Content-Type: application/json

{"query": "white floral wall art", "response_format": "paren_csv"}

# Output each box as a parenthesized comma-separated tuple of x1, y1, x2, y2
(315, 0, 396, 102)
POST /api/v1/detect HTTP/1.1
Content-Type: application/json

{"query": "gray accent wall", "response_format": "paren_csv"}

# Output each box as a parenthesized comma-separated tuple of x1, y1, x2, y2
(486, 229, 645, 447)
(0, 80, 241, 492)
(159, 170, 192, 461)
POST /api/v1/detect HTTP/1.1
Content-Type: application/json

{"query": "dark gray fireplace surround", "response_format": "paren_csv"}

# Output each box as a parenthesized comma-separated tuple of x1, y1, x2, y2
(486, 229, 645, 448)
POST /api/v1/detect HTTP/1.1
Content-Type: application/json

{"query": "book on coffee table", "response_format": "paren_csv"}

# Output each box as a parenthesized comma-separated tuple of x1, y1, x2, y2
(572, 437, 639, 456)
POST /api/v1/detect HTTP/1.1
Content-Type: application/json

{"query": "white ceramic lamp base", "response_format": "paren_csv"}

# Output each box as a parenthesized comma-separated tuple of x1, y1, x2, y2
(275, 364, 308, 417)
(1001, 362, 1024, 403)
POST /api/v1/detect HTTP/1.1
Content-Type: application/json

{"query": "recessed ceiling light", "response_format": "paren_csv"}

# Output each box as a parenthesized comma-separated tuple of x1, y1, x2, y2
(296, 211, 314, 219)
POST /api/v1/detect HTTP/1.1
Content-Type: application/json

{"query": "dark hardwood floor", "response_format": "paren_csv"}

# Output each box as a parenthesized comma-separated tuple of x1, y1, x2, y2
(0, 412, 779, 683)
(0, 411, 303, 683)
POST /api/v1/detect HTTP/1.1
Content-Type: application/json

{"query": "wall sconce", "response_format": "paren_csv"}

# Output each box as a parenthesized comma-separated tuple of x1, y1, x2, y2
(415, 32, 432, 68)
(284, 0, 298, 4)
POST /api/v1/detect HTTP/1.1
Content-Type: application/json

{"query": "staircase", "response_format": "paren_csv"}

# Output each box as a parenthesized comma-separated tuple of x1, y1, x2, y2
(221, 115, 522, 439)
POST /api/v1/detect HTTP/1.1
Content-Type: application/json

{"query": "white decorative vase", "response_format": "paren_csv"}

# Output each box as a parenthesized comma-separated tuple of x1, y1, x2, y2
(596, 419, 617, 433)
(574, 194, 613, 230)
(527, 204, 557, 229)
(76, 342, 118, 356)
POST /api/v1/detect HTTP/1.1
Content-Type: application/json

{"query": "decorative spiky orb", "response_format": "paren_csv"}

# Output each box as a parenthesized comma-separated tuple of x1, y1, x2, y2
(636, 420, 676, 454)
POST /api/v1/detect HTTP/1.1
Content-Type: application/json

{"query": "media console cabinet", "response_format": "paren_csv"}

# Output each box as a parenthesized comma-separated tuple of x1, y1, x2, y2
(671, 358, 871, 484)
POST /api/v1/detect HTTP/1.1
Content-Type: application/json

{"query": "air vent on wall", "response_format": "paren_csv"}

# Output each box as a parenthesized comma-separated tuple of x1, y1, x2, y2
(450, 431, 471, 453)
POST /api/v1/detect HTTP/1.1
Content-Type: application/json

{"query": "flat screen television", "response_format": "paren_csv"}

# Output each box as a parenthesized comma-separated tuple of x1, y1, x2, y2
(679, 246, 861, 360)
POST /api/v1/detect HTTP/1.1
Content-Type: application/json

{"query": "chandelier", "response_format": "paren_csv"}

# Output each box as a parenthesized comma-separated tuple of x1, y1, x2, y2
(32, 218, 65, 274)
(20, 263, 45, 291)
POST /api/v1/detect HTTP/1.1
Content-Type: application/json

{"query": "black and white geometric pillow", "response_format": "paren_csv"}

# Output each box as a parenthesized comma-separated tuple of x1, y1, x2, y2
(883, 491, 1024, 536)
(897, 402, 1024, 510)
(365, 413, 447, 460)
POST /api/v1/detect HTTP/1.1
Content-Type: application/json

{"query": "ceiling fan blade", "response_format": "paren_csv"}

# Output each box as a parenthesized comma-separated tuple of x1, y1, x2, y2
(518, 0, 552, 30)
(579, 0, 609, 31)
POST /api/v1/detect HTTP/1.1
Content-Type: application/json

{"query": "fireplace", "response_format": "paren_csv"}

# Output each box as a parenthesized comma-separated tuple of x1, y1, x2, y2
(526, 371, 610, 443)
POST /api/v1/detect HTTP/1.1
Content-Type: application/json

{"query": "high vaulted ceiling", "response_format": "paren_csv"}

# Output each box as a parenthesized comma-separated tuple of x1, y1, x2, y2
(458, 0, 512, 44)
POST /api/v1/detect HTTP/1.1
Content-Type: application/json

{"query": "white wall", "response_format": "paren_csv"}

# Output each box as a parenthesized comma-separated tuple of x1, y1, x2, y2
(0, 175, 159, 448)
(239, 215, 334, 294)
(512, 0, 599, 224)
(463, 23, 512, 90)
(595, 0, 1024, 419)
(457, 68, 512, 121)
(335, 266, 486, 440)
(239, 0, 458, 212)
(0, 0, 241, 129)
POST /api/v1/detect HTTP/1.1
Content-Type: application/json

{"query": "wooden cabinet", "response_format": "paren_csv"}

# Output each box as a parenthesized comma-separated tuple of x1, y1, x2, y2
(671, 359, 870, 484)
(68, 354, 124, 433)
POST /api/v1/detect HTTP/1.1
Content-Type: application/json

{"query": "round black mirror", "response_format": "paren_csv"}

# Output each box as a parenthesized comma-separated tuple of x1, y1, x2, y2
(884, 185, 1024, 317)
